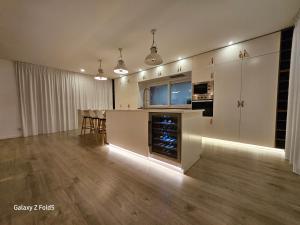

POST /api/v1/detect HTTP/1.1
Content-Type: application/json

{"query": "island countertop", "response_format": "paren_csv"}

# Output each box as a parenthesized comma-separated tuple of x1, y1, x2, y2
(106, 109, 204, 113)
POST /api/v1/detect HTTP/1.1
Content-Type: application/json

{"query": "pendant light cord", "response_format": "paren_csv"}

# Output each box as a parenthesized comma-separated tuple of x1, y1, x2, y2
(151, 29, 156, 47)
(118, 48, 123, 59)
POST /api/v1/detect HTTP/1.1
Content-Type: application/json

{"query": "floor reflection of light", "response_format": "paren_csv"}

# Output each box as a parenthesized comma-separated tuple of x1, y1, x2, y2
(108, 144, 184, 175)
(202, 137, 284, 157)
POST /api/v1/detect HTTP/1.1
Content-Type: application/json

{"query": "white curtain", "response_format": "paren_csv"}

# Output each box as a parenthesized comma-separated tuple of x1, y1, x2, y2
(15, 61, 112, 137)
(286, 14, 300, 175)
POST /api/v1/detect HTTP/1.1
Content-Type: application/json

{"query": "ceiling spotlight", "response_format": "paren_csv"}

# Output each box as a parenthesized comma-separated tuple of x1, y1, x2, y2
(94, 59, 108, 81)
(114, 48, 128, 75)
(178, 57, 182, 60)
(228, 41, 234, 45)
(138, 68, 142, 72)
(145, 29, 163, 66)
(80, 68, 85, 72)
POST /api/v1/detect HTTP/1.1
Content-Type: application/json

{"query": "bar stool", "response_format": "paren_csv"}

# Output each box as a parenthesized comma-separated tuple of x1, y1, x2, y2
(98, 111, 107, 143)
(81, 110, 94, 135)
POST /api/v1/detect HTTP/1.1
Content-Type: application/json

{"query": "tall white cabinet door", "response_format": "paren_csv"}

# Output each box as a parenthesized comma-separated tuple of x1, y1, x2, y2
(213, 60, 242, 142)
(239, 53, 279, 147)
(214, 44, 242, 65)
(192, 52, 214, 83)
(241, 32, 280, 58)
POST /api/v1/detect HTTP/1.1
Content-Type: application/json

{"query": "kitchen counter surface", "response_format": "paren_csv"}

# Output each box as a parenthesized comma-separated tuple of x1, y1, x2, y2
(106, 109, 204, 113)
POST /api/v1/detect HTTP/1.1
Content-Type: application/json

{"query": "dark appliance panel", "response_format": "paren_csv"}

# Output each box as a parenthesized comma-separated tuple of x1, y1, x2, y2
(148, 113, 181, 162)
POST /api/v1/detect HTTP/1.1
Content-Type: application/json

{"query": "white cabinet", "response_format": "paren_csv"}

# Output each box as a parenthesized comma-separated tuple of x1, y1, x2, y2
(212, 60, 242, 142)
(115, 75, 139, 109)
(239, 53, 279, 147)
(174, 58, 193, 74)
(214, 43, 243, 65)
(192, 52, 214, 83)
(241, 32, 280, 59)
(193, 32, 280, 147)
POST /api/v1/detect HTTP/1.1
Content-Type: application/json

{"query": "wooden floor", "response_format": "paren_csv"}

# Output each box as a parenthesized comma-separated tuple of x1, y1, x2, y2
(1, 131, 300, 225)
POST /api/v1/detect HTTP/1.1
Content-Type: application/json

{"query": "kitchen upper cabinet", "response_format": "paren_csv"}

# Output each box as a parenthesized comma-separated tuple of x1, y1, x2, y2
(192, 52, 214, 83)
(212, 60, 242, 142)
(115, 75, 139, 109)
(138, 69, 155, 81)
(115, 78, 125, 109)
(239, 53, 279, 147)
(214, 43, 243, 65)
(241, 32, 280, 59)
(174, 58, 192, 74)
(192, 66, 213, 83)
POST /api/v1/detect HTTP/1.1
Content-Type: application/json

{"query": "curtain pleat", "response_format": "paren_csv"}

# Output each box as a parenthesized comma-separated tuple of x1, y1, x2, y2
(15, 61, 113, 137)
(286, 17, 300, 175)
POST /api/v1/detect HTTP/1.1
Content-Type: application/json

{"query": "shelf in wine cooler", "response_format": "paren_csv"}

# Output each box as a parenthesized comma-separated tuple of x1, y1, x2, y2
(152, 128, 178, 134)
(152, 146, 178, 159)
(152, 122, 177, 126)
(153, 138, 177, 144)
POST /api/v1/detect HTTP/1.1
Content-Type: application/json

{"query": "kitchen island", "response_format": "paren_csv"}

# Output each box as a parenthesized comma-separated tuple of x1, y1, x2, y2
(106, 109, 204, 173)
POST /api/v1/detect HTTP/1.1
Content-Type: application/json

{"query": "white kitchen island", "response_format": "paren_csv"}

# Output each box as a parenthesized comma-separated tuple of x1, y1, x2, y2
(106, 109, 204, 173)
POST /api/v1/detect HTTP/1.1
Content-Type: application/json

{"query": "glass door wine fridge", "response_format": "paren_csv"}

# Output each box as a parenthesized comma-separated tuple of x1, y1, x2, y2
(148, 112, 181, 162)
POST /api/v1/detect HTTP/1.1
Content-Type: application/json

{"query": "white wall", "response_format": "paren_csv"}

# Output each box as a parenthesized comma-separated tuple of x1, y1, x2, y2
(0, 59, 22, 139)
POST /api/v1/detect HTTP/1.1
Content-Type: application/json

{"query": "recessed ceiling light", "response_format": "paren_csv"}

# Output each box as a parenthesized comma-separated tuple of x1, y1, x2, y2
(80, 68, 85, 72)
(228, 41, 234, 45)
(138, 68, 142, 72)
(178, 57, 182, 60)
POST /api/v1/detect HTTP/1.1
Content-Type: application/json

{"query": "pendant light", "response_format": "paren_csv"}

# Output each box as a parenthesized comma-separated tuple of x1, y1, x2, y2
(144, 29, 163, 66)
(94, 59, 107, 81)
(114, 48, 128, 75)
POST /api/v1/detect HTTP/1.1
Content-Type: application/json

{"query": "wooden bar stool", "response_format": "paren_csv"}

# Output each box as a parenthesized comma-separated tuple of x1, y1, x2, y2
(80, 110, 95, 135)
(99, 111, 107, 143)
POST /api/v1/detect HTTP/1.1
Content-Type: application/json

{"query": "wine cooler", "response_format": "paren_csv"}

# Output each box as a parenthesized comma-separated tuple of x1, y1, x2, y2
(148, 112, 181, 162)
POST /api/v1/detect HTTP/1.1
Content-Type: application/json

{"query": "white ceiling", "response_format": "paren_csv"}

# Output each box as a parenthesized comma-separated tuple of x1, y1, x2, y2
(0, 0, 299, 78)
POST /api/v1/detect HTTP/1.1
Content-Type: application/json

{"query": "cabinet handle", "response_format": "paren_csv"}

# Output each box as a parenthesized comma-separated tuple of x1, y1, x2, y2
(211, 57, 214, 64)
(243, 50, 248, 58)
(237, 100, 241, 108)
(211, 72, 214, 79)
(240, 100, 244, 107)
(239, 51, 243, 59)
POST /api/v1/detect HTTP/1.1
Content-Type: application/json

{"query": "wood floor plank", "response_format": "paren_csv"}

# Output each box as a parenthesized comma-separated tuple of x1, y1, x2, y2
(0, 131, 300, 225)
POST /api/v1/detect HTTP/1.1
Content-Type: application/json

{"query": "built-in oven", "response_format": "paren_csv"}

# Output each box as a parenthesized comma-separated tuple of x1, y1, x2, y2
(192, 81, 214, 116)
(192, 81, 214, 101)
